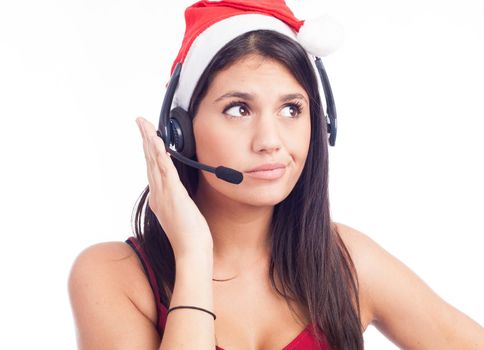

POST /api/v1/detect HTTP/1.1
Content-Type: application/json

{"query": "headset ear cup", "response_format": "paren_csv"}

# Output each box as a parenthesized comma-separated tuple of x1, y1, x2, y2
(169, 107, 196, 158)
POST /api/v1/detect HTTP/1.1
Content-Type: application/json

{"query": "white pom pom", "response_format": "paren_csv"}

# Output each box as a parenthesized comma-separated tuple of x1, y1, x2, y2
(297, 14, 345, 57)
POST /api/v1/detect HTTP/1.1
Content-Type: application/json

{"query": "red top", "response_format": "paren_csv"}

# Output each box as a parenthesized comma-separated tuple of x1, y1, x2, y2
(125, 237, 331, 349)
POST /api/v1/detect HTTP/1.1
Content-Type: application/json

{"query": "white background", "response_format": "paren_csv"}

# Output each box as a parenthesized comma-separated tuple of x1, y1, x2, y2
(0, 0, 482, 348)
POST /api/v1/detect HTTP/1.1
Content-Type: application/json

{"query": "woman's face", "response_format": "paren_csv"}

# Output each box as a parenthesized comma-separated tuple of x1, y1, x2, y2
(192, 54, 311, 207)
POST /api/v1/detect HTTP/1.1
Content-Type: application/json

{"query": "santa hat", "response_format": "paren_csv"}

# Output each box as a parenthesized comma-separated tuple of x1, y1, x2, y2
(170, 0, 344, 111)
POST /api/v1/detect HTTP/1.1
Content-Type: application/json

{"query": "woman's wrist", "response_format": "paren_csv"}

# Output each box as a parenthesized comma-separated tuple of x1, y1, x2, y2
(175, 249, 213, 273)
(175, 237, 213, 258)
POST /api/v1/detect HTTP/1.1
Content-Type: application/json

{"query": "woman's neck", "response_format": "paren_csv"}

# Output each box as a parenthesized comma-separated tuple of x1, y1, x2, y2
(193, 181, 273, 278)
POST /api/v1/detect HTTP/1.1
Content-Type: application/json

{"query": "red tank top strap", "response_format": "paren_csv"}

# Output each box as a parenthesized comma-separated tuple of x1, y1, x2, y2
(125, 237, 168, 334)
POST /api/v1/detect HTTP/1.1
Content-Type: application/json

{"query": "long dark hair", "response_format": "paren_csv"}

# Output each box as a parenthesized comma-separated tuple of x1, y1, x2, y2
(131, 30, 364, 349)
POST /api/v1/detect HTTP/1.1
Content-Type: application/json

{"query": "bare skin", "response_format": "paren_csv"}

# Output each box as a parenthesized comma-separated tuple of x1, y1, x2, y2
(68, 55, 484, 349)
(68, 224, 483, 349)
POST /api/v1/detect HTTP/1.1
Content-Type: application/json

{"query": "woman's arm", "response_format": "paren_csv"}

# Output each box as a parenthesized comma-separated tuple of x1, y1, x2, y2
(162, 252, 216, 349)
(336, 222, 484, 349)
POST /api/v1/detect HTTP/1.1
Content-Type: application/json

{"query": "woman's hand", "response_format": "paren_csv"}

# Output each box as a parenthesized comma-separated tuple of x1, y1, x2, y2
(136, 117, 213, 260)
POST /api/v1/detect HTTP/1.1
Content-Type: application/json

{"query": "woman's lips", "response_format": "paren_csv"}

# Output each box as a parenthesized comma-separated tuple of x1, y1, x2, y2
(245, 167, 286, 180)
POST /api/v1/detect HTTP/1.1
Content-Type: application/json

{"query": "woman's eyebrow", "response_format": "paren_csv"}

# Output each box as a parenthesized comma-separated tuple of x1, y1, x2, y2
(214, 91, 308, 104)
(214, 91, 253, 103)
(281, 93, 308, 104)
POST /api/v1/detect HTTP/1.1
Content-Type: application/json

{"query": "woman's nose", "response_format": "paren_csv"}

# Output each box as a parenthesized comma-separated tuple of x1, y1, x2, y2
(251, 113, 282, 154)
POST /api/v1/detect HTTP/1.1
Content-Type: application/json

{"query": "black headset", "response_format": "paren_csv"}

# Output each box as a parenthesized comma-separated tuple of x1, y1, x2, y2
(156, 57, 337, 185)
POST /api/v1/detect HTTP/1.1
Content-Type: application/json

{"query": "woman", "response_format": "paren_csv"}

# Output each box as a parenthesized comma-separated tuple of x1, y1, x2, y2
(68, 1, 484, 349)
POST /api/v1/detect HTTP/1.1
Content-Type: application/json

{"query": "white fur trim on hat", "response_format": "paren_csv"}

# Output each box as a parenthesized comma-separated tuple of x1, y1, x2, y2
(297, 15, 345, 57)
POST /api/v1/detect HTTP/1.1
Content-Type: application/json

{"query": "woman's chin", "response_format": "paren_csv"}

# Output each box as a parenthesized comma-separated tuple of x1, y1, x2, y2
(237, 188, 292, 207)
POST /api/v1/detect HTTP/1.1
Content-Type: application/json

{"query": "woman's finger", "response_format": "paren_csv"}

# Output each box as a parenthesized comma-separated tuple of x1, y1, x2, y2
(147, 128, 170, 170)
(137, 118, 162, 193)
(151, 133, 178, 178)
(140, 118, 177, 180)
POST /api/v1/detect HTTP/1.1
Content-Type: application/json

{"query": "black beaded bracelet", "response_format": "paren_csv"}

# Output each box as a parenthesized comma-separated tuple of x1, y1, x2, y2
(167, 305, 217, 320)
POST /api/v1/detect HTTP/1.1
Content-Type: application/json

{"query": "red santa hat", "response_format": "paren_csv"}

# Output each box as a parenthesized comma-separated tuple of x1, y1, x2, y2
(170, 0, 344, 111)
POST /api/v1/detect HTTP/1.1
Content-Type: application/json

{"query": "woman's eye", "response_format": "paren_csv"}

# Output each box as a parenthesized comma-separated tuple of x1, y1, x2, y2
(223, 103, 249, 118)
(281, 104, 302, 118)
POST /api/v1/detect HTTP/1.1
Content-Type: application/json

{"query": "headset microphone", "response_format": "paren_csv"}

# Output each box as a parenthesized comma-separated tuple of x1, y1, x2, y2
(157, 63, 244, 185)
(156, 129, 243, 184)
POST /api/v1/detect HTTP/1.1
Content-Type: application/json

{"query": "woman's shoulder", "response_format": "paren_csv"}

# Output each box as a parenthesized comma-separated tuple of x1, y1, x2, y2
(333, 222, 372, 249)
(333, 222, 384, 270)
(69, 240, 141, 280)
(333, 222, 378, 274)
(68, 240, 158, 325)
(71, 240, 136, 262)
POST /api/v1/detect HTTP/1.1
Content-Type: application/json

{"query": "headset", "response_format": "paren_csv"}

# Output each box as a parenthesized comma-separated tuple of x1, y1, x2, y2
(156, 57, 337, 185)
